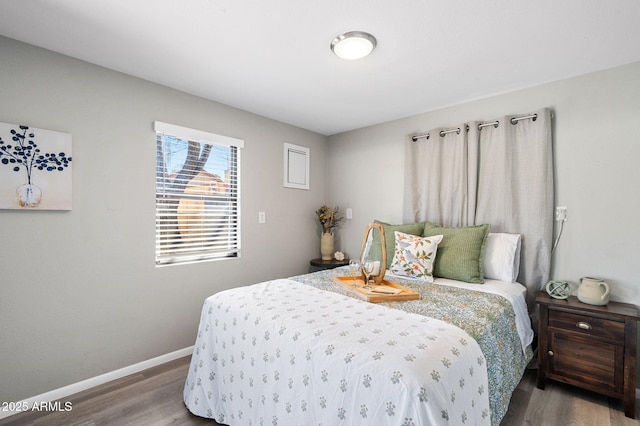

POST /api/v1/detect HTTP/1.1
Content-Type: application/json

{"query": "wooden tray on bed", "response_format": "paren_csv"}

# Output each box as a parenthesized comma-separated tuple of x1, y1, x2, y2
(333, 276, 420, 303)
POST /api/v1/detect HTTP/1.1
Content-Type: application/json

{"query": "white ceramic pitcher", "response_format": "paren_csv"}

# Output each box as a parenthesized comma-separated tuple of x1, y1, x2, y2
(577, 277, 610, 306)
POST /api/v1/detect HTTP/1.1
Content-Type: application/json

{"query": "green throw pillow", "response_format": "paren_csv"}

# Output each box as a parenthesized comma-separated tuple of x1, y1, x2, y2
(423, 222, 490, 284)
(370, 220, 426, 268)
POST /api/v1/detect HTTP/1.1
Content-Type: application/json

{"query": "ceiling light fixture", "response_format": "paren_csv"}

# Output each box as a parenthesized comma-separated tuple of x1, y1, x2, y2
(330, 31, 377, 60)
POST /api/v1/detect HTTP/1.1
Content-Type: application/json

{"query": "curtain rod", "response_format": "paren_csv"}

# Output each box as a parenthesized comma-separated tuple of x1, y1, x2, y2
(411, 113, 538, 142)
(510, 113, 537, 124)
(439, 128, 460, 137)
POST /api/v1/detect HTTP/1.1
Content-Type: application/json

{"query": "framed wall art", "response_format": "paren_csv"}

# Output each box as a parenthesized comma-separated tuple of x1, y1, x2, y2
(0, 122, 72, 210)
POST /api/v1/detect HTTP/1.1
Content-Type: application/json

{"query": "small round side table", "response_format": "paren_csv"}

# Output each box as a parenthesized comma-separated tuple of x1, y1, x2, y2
(309, 258, 349, 271)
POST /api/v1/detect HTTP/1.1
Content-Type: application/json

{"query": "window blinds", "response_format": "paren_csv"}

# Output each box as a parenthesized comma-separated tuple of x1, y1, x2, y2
(154, 121, 243, 266)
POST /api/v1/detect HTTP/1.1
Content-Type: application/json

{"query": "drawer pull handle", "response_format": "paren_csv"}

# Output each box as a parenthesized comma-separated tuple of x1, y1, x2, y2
(548, 350, 554, 357)
(576, 321, 592, 330)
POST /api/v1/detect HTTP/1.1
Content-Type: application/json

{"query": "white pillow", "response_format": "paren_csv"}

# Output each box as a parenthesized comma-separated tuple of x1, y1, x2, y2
(482, 233, 521, 282)
(389, 231, 443, 282)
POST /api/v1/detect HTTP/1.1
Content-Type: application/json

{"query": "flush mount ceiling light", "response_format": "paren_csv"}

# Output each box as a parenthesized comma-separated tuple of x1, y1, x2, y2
(330, 31, 377, 60)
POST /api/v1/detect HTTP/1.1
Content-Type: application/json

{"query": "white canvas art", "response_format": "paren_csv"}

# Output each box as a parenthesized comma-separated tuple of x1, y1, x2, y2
(0, 122, 72, 210)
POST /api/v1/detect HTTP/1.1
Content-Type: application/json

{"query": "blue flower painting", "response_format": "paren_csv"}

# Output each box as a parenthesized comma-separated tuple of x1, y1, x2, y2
(0, 122, 72, 210)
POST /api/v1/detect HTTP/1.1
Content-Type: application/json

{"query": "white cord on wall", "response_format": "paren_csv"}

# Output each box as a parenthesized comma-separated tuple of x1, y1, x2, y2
(551, 219, 564, 254)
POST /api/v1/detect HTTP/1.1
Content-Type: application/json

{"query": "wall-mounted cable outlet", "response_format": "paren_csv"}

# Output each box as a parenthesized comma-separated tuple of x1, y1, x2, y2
(555, 206, 567, 222)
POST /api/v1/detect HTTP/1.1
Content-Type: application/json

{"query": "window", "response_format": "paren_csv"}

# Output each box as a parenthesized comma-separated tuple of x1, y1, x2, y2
(154, 121, 243, 266)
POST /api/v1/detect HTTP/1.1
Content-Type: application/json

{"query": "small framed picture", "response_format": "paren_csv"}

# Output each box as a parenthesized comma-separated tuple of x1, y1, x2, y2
(283, 143, 309, 190)
(0, 122, 72, 210)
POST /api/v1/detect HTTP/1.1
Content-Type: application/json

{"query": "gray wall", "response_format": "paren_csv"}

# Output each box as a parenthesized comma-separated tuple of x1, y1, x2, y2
(328, 61, 640, 307)
(0, 37, 328, 402)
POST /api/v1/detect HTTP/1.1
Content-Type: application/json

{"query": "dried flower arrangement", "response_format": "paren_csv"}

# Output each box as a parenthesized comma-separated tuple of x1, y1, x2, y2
(315, 205, 343, 234)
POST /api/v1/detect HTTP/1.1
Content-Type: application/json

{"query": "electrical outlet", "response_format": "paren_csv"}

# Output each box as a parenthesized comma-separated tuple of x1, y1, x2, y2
(346, 208, 353, 219)
(555, 206, 567, 222)
(258, 211, 266, 223)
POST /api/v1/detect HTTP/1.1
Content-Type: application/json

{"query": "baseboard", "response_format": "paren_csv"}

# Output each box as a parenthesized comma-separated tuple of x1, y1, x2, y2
(0, 346, 194, 420)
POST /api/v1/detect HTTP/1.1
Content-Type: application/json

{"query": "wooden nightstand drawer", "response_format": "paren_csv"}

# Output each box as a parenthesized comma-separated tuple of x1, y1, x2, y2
(549, 309, 624, 341)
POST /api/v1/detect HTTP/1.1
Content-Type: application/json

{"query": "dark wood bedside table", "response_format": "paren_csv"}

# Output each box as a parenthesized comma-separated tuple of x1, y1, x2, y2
(309, 258, 349, 271)
(536, 291, 639, 418)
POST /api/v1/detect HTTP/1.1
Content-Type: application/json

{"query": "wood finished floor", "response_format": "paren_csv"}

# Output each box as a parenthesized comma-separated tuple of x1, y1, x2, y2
(2, 355, 639, 426)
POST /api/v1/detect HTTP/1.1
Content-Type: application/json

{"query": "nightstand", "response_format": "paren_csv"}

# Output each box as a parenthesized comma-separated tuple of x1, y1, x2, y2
(536, 291, 639, 418)
(309, 258, 349, 271)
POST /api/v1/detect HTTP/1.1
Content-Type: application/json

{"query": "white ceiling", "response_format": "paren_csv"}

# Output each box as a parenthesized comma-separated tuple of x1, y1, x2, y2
(1, 0, 639, 136)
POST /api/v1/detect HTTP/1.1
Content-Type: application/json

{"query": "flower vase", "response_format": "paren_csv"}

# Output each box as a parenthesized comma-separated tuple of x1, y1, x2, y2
(320, 232, 334, 260)
(17, 183, 42, 207)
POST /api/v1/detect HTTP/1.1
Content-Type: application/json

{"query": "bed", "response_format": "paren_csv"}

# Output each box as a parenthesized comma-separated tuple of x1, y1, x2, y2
(183, 261, 534, 425)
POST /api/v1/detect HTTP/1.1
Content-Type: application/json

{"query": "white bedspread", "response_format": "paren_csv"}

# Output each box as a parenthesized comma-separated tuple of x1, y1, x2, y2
(184, 279, 491, 425)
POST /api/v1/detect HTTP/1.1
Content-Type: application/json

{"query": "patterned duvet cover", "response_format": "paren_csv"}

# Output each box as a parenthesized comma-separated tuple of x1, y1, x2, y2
(184, 267, 533, 425)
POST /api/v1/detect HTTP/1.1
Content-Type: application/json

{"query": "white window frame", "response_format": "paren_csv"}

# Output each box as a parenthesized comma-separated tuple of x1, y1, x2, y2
(154, 121, 243, 266)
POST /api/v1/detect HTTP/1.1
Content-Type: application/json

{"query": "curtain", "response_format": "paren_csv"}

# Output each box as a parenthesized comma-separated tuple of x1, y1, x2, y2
(405, 108, 553, 307)
(403, 125, 479, 227)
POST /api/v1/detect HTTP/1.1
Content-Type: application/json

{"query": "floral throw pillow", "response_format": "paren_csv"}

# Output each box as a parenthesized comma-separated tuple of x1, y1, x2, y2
(389, 231, 443, 282)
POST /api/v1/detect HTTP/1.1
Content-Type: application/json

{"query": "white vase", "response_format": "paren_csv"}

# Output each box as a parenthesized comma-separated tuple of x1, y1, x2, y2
(16, 183, 42, 207)
(320, 232, 334, 260)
